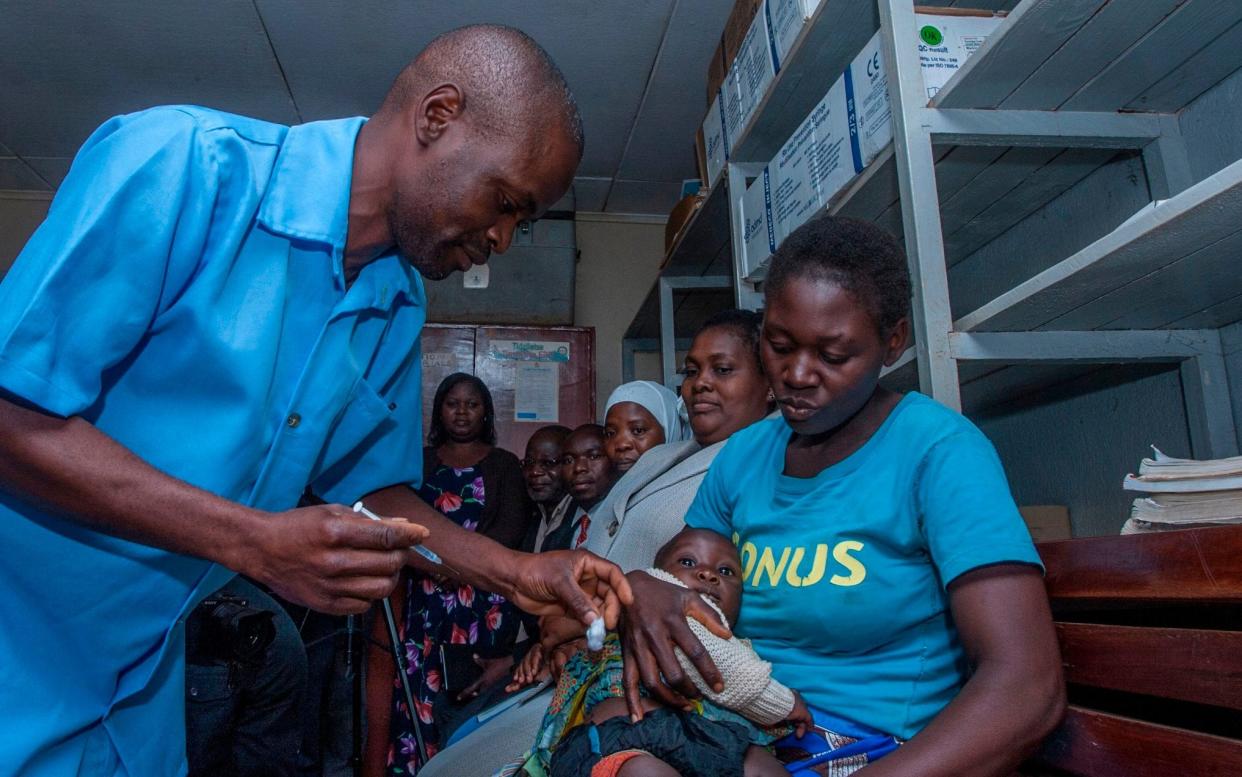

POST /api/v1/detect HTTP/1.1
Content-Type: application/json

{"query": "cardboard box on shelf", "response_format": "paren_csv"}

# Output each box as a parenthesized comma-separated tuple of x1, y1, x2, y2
(766, 0, 810, 70)
(766, 8, 1004, 226)
(837, 10, 1005, 176)
(706, 38, 728, 106)
(740, 167, 776, 278)
(703, 5, 1002, 242)
(914, 9, 1004, 100)
(701, 93, 729, 187)
(722, 0, 763, 68)
(1019, 505, 1072, 543)
(694, 127, 709, 189)
(732, 8, 777, 133)
(700, 0, 821, 192)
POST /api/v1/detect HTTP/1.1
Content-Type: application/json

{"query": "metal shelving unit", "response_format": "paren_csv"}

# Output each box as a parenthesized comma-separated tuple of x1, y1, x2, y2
(622, 180, 733, 388)
(717, 0, 1241, 458)
(625, 0, 1242, 455)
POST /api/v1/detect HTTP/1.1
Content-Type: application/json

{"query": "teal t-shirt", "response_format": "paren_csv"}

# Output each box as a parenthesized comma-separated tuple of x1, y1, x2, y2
(683, 392, 1041, 740)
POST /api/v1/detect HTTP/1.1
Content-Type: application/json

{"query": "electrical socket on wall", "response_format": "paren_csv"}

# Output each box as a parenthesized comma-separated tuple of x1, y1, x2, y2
(463, 263, 490, 289)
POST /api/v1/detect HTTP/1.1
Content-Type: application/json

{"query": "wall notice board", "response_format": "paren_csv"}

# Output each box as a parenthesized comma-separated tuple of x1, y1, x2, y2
(419, 324, 596, 458)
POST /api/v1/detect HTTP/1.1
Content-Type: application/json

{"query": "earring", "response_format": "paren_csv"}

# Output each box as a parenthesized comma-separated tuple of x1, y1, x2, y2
(766, 389, 776, 402)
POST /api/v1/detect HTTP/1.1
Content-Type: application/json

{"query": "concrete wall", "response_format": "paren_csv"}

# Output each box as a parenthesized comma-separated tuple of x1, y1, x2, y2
(975, 366, 1193, 538)
(0, 194, 51, 278)
(948, 152, 1149, 319)
(947, 153, 1183, 537)
(573, 216, 666, 416)
(944, 64, 1242, 537)
(1179, 66, 1242, 186)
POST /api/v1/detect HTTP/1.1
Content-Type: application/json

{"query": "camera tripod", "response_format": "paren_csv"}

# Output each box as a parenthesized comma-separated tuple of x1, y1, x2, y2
(299, 597, 429, 776)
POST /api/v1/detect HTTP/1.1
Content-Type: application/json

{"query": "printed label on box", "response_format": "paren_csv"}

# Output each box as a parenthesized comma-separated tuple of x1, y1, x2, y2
(765, 0, 806, 71)
(732, 8, 777, 133)
(914, 13, 1004, 100)
(702, 93, 728, 185)
(770, 116, 819, 245)
(741, 167, 775, 278)
(845, 33, 892, 168)
(806, 79, 854, 203)
(720, 67, 748, 146)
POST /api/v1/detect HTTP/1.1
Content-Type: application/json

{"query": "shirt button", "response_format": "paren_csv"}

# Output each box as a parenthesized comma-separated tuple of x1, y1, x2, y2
(388, 402, 397, 411)
(608, 519, 619, 537)
(189, 687, 199, 698)
(286, 413, 301, 428)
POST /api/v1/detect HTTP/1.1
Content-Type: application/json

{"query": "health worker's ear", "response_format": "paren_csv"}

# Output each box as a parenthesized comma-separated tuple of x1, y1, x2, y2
(414, 83, 465, 146)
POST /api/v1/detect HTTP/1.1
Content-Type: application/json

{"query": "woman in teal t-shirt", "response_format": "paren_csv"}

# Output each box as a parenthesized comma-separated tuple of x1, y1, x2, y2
(620, 214, 1065, 776)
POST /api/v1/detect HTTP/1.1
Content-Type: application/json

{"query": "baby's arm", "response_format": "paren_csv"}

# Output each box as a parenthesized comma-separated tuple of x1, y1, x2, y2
(639, 568, 807, 728)
(680, 615, 796, 725)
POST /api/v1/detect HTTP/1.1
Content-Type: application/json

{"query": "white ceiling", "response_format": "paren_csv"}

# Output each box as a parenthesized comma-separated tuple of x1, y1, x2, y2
(0, 0, 732, 214)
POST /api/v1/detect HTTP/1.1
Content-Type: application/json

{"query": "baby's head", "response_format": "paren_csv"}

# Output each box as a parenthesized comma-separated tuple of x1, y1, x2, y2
(654, 528, 742, 624)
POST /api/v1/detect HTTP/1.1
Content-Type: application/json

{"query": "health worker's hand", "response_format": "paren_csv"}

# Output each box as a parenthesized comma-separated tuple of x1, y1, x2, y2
(242, 503, 429, 614)
(507, 549, 633, 635)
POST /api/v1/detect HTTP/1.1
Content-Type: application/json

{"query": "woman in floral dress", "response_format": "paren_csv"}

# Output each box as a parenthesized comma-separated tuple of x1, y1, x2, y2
(365, 373, 532, 776)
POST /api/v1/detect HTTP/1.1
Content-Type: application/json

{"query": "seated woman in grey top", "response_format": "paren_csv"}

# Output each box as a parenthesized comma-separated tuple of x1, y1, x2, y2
(417, 310, 773, 777)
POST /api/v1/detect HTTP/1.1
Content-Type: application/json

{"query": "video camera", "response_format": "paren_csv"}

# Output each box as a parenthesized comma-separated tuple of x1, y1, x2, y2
(186, 591, 276, 667)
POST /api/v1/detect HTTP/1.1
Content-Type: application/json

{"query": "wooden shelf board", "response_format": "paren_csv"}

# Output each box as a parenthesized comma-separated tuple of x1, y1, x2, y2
(831, 142, 1115, 267)
(934, 0, 1242, 113)
(957, 157, 1242, 333)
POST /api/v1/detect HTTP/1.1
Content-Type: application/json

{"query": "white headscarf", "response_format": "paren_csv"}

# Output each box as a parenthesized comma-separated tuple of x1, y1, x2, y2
(604, 380, 692, 444)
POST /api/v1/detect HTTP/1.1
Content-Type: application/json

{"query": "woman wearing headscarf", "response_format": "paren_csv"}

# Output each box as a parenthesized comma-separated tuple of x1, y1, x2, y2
(417, 311, 773, 776)
(601, 381, 692, 474)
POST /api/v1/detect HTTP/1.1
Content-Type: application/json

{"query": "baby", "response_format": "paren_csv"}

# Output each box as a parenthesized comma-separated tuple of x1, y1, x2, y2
(509, 528, 811, 777)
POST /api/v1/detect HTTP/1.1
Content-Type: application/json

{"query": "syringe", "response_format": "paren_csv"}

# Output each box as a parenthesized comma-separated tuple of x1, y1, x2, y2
(352, 500, 445, 566)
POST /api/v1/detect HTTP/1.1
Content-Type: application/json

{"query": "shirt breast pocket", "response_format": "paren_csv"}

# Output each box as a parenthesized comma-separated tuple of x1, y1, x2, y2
(315, 377, 396, 475)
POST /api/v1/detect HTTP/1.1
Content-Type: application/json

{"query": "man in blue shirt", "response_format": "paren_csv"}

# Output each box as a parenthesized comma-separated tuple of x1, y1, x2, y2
(0, 25, 629, 777)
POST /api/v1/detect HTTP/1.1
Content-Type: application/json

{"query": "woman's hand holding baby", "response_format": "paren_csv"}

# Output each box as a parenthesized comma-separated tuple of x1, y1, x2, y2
(619, 570, 732, 721)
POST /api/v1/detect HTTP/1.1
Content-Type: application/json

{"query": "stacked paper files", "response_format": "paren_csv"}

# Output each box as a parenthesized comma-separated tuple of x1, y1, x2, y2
(1121, 447, 1242, 534)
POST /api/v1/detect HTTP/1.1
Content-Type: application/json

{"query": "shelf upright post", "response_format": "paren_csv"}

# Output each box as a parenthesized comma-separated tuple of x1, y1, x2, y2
(878, 0, 961, 409)
(658, 277, 677, 390)
(727, 162, 766, 311)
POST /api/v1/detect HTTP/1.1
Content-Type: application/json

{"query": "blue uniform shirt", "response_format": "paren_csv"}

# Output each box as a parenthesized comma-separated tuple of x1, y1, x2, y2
(0, 106, 426, 776)
(684, 393, 1042, 740)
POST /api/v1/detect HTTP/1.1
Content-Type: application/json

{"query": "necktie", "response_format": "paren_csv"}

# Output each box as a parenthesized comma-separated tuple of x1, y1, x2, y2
(574, 513, 591, 549)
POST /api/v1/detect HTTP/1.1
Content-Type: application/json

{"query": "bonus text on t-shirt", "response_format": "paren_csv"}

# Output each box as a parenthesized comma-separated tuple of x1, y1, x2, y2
(733, 533, 866, 588)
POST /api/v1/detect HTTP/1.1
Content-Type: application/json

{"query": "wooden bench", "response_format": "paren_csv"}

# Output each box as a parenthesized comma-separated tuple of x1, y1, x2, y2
(1023, 524, 1242, 776)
